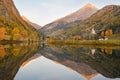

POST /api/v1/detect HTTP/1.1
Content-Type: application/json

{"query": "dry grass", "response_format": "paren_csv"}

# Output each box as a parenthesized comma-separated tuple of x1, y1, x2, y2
(47, 40, 120, 46)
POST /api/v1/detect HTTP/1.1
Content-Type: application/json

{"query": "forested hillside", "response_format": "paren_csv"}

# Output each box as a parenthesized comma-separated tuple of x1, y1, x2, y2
(55, 5, 120, 40)
(0, 0, 42, 41)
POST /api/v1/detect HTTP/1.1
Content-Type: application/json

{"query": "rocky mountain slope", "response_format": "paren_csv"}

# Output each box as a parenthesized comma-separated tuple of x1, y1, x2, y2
(0, 0, 41, 41)
(40, 4, 98, 35)
(56, 5, 120, 39)
(22, 16, 42, 30)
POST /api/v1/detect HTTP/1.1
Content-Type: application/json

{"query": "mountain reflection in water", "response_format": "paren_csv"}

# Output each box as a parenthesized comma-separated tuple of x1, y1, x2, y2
(0, 43, 42, 80)
(0, 43, 120, 80)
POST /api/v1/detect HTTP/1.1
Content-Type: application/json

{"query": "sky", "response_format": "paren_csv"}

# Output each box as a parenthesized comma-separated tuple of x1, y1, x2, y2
(14, 0, 120, 26)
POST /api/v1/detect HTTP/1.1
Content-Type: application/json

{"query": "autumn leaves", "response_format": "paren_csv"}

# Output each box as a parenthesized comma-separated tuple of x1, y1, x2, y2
(0, 27, 6, 40)
(0, 45, 6, 58)
(0, 15, 40, 42)
(0, 26, 39, 41)
(12, 28, 28, 40)
(101, 29, 113, 38)
(0, 27, 28, 41)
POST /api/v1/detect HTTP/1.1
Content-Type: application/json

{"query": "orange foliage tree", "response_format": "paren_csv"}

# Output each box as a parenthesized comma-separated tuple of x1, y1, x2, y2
(105, 29, 113, 37)
(109, 29, 113, 36)
(12, 28, 21, 40)
(101, 31, 104, 37)
(0, 27, 6, 40)
(0, 45, 6, 58)
(12, 28, 20, 35)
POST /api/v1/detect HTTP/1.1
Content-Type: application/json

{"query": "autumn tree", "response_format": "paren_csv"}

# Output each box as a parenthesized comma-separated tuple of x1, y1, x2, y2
(0, 27, 7, 40)
(12, 28, 21, 40)
(105, 29, 113, 37)
(109, 29, 113, 36)
(101, 31, 104, 37)
(0, 45, 6, 58)
(22, 30, 28, 37)
(12, 28, 20, 34)
(21, 30, 28, 41)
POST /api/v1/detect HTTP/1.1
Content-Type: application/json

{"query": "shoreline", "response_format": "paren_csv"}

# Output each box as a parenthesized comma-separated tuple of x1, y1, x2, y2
(47, 40, 120, 46)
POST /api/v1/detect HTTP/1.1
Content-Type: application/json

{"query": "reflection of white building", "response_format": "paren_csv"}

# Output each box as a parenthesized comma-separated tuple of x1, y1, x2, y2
(91, 49, 96, 55)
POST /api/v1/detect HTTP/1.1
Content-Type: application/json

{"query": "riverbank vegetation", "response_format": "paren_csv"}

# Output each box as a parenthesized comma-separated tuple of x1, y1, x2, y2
(47, 39, 120, 46)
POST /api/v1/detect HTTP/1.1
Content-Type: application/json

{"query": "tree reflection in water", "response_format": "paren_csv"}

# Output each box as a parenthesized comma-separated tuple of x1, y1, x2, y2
(0, 43, 42, 80)
(0, 44, 120, 80)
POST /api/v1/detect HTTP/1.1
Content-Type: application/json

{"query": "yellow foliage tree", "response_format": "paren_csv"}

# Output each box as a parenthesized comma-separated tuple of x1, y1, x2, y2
(12, 28, 22, 40)
(109, 29, 113, 36)
(105, 30, 109, 37)
(0, 45, 6, 58)
(101, 31, 104, 37)
(21, 30, 28, 41)
(22, 30, 28, 37)
(105, 29, 113, 37)
(0, 27, 6, 40)
(12, 28, 20, 35)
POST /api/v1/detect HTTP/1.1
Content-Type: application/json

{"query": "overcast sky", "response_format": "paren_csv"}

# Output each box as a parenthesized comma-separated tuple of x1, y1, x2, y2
(14, 0, 120, 26)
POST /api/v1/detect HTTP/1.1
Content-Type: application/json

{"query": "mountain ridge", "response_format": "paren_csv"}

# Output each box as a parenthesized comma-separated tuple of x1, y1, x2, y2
(59, 5, 120, 40)
(22, 16, 42, 30)
(40, 4, 98, 35)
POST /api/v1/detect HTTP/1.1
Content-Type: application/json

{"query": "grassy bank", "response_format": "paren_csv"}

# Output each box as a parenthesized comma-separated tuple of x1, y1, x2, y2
(47, 40, 120, 46)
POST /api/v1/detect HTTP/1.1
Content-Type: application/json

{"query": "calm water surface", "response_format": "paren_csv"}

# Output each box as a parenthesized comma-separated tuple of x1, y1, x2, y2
(0, 43, 120, 80)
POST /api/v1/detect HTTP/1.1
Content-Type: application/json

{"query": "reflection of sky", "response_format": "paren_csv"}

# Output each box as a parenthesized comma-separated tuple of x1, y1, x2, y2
(14, 0, 120, 26)
(14, 56, 119, 80)
(14, 56, 85, 80)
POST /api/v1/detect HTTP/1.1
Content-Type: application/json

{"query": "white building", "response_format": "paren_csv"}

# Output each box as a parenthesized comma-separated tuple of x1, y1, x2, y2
(91, 28, 96, 34)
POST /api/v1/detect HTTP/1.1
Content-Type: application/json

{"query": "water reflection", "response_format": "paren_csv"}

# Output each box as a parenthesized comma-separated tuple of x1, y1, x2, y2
(0, 43, 120, 80)
(0, 43, 42, 80)
(15, 45, 120, 80)
(0, 45, 6, 58)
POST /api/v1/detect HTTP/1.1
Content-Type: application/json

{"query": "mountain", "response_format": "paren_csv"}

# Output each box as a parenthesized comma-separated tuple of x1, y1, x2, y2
(22, 16, 42, 30)
(0, 0, 41, 41)
(40, 4, 98, 35)
(56, 5, 120, 40)
(60, 3, 98, 22)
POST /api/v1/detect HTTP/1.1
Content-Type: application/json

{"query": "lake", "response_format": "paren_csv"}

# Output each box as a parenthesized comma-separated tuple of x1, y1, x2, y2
(0, 43, 120, 80)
